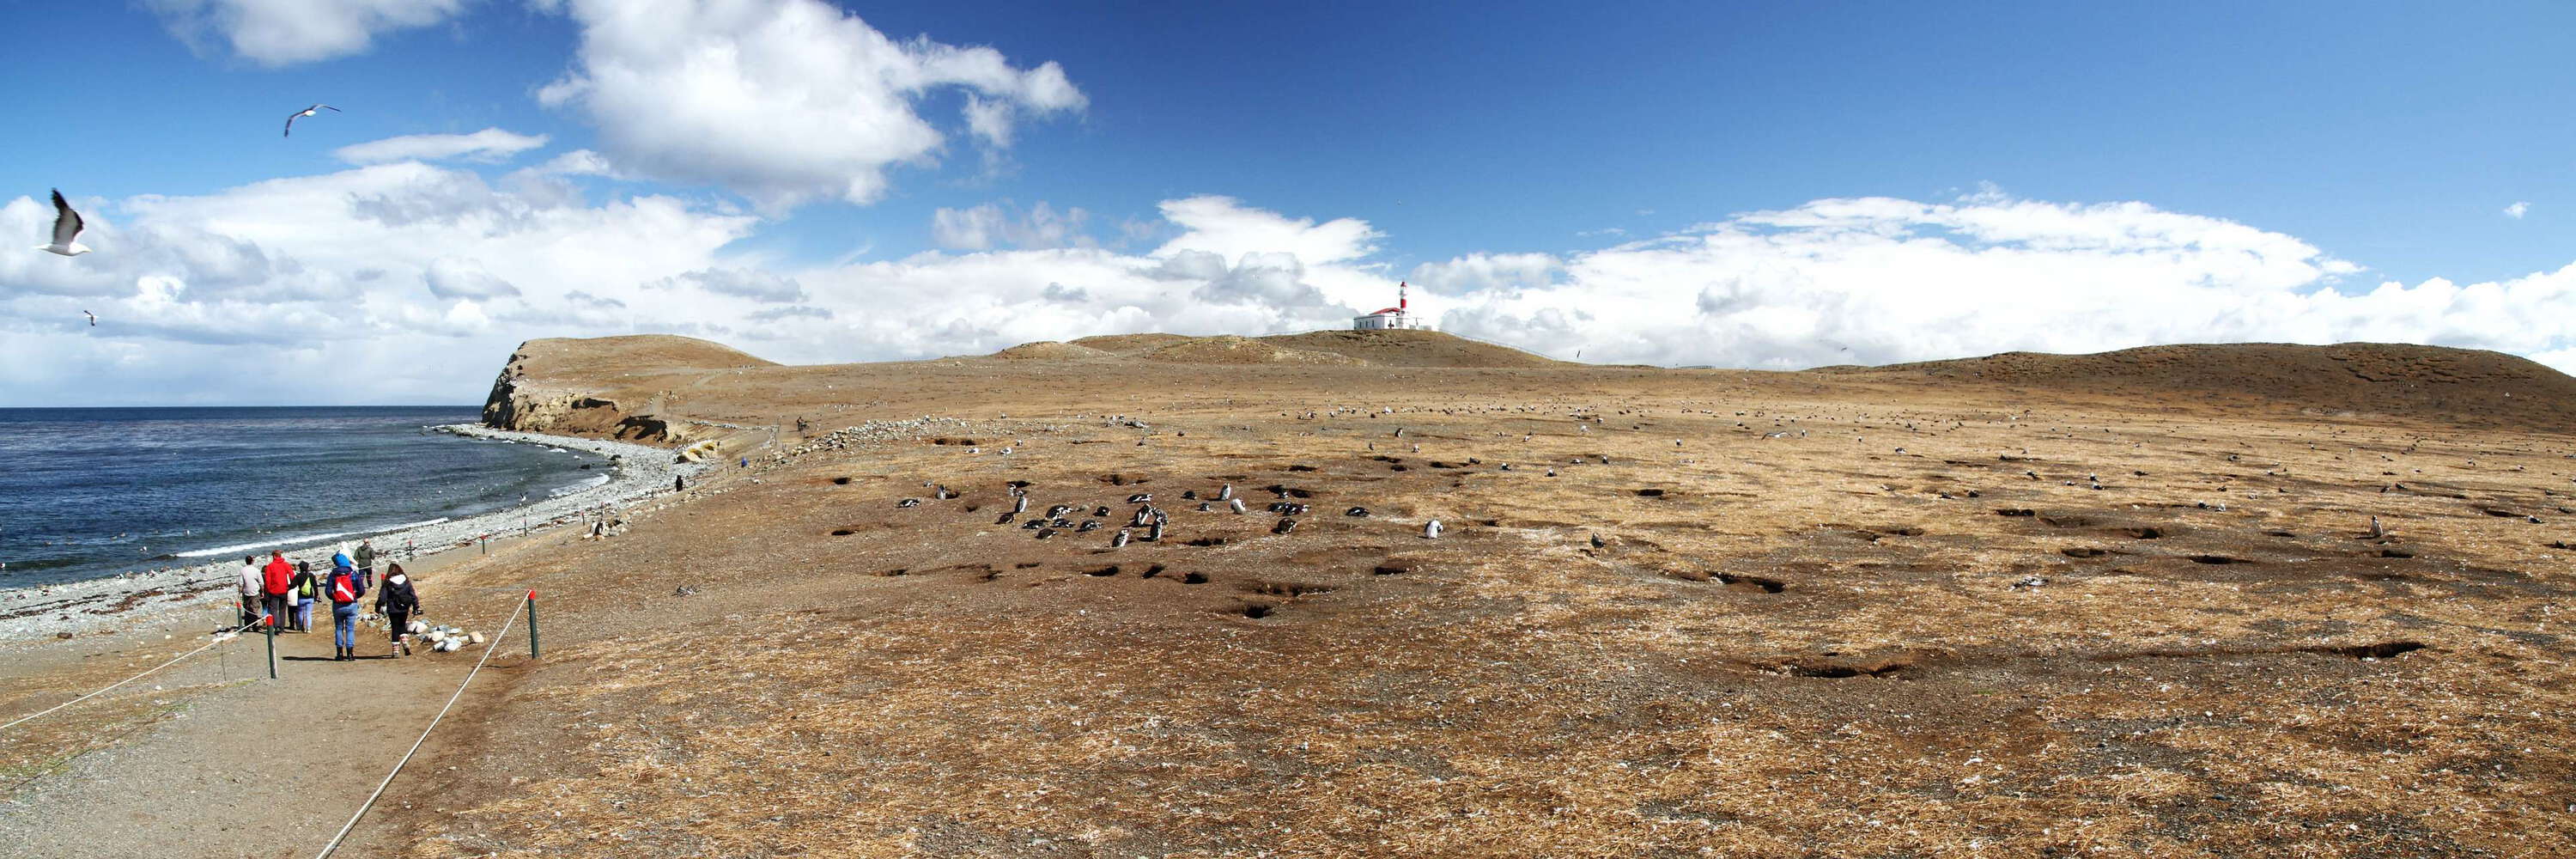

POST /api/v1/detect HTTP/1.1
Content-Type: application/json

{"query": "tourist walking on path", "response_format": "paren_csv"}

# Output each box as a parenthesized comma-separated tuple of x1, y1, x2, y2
(374, 563, 420, 657)
(354, 539, 376, 589)
(289, 561, 318, 632)
(325, 564, 366, 661)
(259, 551, 292, 632)
(235, 555, 263, 627)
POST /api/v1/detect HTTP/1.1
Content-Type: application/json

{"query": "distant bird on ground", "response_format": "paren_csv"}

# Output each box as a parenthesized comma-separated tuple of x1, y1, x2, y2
(39, 190, 90, 256)
(2368, 515, 2386, 539)
(82, 309, 95, 326)
(283, 104, 339, 137)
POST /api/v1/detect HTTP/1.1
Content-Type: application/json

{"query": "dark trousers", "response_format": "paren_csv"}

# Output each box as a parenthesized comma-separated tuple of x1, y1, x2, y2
(386, 611, 411, 644)
(261, 594, 289, 629)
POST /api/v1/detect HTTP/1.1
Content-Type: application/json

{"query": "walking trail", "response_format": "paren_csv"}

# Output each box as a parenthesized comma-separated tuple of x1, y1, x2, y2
(0, 542, 545, 859)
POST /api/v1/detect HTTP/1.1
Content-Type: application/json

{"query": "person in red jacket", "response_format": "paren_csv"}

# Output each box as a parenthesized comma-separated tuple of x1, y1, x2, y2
(260, 551, 293, 631)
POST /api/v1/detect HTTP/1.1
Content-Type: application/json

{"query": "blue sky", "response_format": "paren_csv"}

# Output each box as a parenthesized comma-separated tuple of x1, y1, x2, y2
(3, 1, 2573, 405)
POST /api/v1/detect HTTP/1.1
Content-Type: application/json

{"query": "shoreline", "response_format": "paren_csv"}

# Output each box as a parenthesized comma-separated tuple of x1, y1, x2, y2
(0, 425, 708, 644)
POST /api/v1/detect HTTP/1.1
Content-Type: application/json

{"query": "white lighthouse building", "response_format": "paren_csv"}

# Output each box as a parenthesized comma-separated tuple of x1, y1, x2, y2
(1352, 282, 1432, 331)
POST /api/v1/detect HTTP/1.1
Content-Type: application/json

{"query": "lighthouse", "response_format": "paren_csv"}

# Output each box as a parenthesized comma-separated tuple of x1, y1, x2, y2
(1352, 282, 1432, 331)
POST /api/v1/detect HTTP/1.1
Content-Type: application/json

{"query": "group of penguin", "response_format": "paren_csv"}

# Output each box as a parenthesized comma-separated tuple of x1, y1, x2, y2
(894, 481, 1444, 546)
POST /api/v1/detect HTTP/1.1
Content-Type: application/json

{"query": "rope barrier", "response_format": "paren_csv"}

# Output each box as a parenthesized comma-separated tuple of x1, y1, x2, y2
(0, 613, 270, 734)
(311, 591, 532, 859)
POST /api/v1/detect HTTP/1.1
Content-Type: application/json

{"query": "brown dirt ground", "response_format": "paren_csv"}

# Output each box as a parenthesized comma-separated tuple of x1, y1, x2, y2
(10, 332, 2576, 858)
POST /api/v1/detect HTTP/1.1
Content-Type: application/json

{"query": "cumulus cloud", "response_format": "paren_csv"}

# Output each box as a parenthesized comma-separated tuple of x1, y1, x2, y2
(15, 178, 2576, 406)
(931, 200, 1091, 250)
(147, 0, 471, 65)
(534, 0, 1085, 210)
(422, 257, 519, 299)
(2506, 201, 2530, 219)
(335, 129, 550, 165)
(655, 268, 806, 303)
(1431, 192, 2576, 370)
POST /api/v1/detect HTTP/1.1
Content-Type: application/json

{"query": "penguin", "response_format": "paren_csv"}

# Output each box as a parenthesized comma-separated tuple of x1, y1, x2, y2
(1146, 521, 1164, 542)
(1589, 533, 1606, 549)
(1111, 529, 1130, 548)
(1217, 484, 1233, 501)
(1036, 527, 1057, 539)
(1012, 496, 1029, 515)
(896, 498, 920, 508)
(1229, 498, 1248, 515)
(1127, 493, 1152, 504)
(2368, 515, 2386, 539)
(1078, 520, 1102, 532)
(1182, 490, 1199, 500)
(1423, 520, 1443, 539)
(1273, 518, 1298, 534)
(1095, 506, 1111, 517)
(1345, 506, 1369, 516)
(996, 511, 1018, 525)
(1197, 503, 1213, 512)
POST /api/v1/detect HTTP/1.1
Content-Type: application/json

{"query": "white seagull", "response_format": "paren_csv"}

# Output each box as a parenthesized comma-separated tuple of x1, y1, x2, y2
(39, 190, 90, 256)
(283, 103, 339, 137)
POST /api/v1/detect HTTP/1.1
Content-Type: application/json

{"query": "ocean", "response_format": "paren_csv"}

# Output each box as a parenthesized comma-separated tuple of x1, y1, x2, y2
(0, 406, 606, 588)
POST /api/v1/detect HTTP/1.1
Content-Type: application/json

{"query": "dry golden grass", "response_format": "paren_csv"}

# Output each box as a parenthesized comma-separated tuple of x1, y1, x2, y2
(337, 336, 2576, 856)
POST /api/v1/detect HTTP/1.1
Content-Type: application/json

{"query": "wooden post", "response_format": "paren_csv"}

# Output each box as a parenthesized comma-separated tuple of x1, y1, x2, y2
(526, 591, 539, 660)
(264, 618, 277, 680)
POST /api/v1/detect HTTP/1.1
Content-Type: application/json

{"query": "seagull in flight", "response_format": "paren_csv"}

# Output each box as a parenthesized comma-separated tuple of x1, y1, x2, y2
(38, 190, 90, 256)
(283, 104, 339, 137)
(82, 309, 95, 326)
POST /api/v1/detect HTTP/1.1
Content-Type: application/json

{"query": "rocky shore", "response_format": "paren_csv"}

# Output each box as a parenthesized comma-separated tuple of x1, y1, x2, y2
(0, 425, 705, 644)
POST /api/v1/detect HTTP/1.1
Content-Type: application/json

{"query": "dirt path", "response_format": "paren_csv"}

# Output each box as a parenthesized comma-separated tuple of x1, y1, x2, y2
(0, 575, 538, 858)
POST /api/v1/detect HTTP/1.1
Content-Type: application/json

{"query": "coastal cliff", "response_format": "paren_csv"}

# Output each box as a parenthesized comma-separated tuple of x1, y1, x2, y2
(478, 335, 776, 442)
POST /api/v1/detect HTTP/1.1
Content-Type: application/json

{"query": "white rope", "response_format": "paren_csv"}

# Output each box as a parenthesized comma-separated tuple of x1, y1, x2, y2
(312, 592, 532, 859)
(0, 613, 270, 734)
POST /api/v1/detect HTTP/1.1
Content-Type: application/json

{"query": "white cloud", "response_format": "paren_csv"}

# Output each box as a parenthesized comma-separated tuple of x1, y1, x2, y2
(930, 200, 1091, 250)
(2506, 201, 2530, 219)
(334, 129, 551, 165)
(146, 0, 471, 66)
(13, 179, 2576, 406)
(655, 268, 805, 303)
(1431, 192, 2576, 371)
(534, 0, 1085, 210)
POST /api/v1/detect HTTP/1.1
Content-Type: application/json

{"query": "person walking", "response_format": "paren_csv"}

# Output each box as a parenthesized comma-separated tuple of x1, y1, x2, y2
(236, 555, 264, 627)
(288, 561, 318, 632)
(374, 563, 420, 657)
(353, 539, 377, 589)
(260, 551, 292, 632)
(325, 563, 366, 661)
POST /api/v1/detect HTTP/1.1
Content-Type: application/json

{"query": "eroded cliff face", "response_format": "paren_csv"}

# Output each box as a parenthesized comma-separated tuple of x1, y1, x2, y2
(480, 342, 689, 442)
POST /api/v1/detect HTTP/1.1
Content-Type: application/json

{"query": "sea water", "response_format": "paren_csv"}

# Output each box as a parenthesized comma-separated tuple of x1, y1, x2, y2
(0, 406, 602, 587)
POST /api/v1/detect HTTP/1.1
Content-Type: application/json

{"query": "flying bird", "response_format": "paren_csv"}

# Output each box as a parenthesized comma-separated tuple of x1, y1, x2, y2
(283, 104, 340, 137)
(39, 190, 91, 256)
(82, 310, 95, 326)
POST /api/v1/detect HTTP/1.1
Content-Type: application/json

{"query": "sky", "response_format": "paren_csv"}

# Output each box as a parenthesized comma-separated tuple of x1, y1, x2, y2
(3, 0, 2573, 405)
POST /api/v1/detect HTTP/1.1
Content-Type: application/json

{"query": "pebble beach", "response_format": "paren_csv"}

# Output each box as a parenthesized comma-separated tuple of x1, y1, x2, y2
(0, 425, 704, 643)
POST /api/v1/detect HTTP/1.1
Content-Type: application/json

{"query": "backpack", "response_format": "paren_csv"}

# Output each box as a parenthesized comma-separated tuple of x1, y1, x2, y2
(329, 573, 357, 603)
(296, 576, 316, 599)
